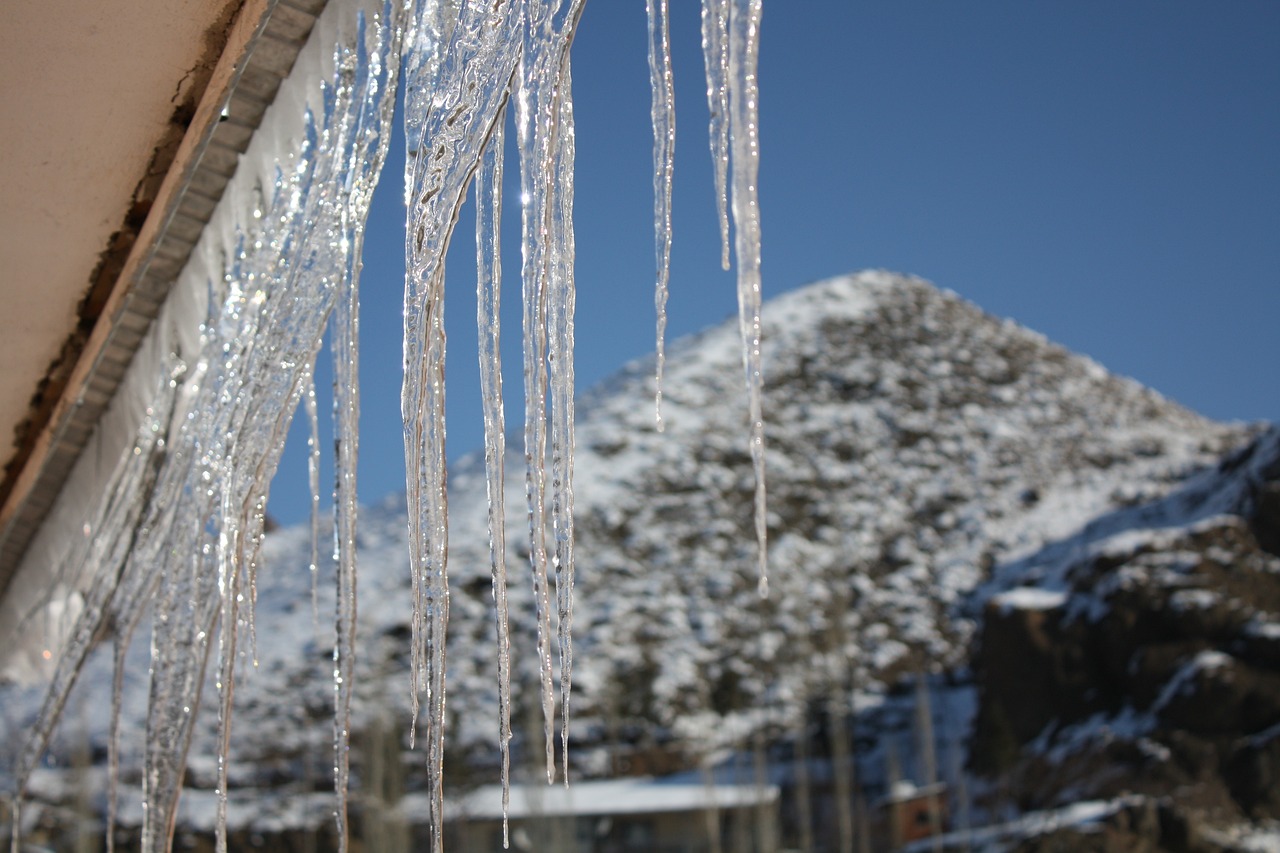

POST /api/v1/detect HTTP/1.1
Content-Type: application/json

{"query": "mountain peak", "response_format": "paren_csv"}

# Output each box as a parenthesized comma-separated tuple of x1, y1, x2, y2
(442, 270, 1248, 737)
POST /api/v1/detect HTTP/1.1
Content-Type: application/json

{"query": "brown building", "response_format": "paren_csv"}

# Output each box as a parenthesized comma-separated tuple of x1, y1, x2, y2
(878, 780, 948, 851)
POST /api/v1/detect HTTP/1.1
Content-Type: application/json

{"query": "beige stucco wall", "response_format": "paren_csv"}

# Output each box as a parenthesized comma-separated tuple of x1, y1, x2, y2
(0, 0, 242, 468)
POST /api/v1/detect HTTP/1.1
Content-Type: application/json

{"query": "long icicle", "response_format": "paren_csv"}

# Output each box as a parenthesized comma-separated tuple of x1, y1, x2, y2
(213, 512, 242, 853)
(402, 2, 525, 845)
(142, 508, 221, 853)
(702, 0, 732, 270)
(548, 51, 577, 784)
(143, 2, 404, 843)
(330, 224, 361, 853)
(647, 0, 676, 431)
(305, 364, 323, 629)
(106, 636, 129, 853)
(516, 87, 555, 786)
(515, 0, 586, 785)
(728, 0, 768, 595)
(12, 3, 402, 851)
(475, 103, 515, 844)
(10, 360, 178, 853)
(327, 5, 400, 843)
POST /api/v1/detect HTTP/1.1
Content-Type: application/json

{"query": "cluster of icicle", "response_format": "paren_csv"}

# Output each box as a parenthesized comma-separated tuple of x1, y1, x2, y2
(10, 0, 765, 851)
(11, 3, 400, 851)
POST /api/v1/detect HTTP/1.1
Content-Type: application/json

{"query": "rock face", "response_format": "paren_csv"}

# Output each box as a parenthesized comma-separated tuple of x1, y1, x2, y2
(3, 271, 1272, 850)
(972, 429, 1280, 830)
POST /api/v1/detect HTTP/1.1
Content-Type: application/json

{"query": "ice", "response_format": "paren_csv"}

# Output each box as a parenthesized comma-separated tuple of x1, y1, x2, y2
(38, 1, 401, 848)
(701, 0, 731, 270)
(400, 0, 528, 845)
(474, 103, 513, 844)
(548, 60, 578, 783)
(305, 365, 322, 628)
(514, 0, 587, 787)
(727, 0, 768, 595)
(648, 0, 675, 430)
(9, 363, 179, 847)
(10, 0, 772, 850)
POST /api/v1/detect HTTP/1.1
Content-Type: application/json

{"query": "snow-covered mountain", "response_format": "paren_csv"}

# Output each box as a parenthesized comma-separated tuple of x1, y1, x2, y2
(5, 271, 1276, 850)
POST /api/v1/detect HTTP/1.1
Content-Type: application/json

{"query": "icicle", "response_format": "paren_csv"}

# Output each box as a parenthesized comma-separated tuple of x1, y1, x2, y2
(516, 0, 585, 786)
(647, 0, 675, 431)
(306, 10, 403, 848)
(142, 514, 221, 853)
(13, 3, 403, 851)
(213, 513, 242, 853)
(548, 52, 577, 783)
(727, 0, 768, 595)
(401, 1, 524, 845)
(517, 16, 553, 792)
(8, 363, 178, 853)
(12, 4, 775, 852)
(517, 143, 556, 787)
(702, 0, 732, 270)
(330, 73, 367, 853)
(329, 338, 360, 852)
(105, 638, 127, 853)
(138, 6, 403, 846)
(475, 103, 514, 844)
(305, 364, 322, 628)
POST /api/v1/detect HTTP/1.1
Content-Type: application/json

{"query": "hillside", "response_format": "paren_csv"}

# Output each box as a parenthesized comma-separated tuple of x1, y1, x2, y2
(3, 271, 1271, 850)
(969, 426, 1280, 845)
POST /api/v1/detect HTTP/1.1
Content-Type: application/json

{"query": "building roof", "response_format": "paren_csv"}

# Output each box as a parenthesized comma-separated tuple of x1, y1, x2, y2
(440, 777, 781, 822)
(0, 0, 328, 596)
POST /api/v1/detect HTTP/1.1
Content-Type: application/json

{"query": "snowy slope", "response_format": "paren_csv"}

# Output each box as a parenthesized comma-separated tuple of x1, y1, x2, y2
(969, 426, 1280, 828)
(1, 271, 1260, 847)
(533, 271, 1244, 741)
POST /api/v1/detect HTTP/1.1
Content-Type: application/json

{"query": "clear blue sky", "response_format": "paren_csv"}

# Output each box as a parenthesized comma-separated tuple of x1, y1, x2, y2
(269, 0, 1280, 526)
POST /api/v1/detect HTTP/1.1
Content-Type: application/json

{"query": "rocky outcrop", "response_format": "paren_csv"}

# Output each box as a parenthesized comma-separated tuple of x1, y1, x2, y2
(972, 429, 1280, 829)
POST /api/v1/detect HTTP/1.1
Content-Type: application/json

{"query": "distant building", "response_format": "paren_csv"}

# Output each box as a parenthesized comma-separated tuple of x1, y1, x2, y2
(437, 775, 781, 853)
(879, 780, 948, 851)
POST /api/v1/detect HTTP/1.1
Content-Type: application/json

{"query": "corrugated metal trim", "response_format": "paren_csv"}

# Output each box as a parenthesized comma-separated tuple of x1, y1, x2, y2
(0, 0, 331, 594)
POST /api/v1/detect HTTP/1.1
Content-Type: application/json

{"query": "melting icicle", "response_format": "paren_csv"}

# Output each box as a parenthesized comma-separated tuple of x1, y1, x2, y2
(329, 24, 373, 843)
(305, 364, 322, 628)
(143, 508, 221, 852)
(647, 0, 675, 431)
(330, 294, 360, 853)
(106, 637, 128, 853)
(548, 54, 577, 783)
(9, 361, 178, 853)
(133, 4, 403, 847)
(214, 505, 242, 853)
(515, 0, 586, 786)
(401, 1, 524, 845)
(12, 3, 772, 852)
(727, 0, 768, 596)
(475, 104, 514, 843)
(702, 0, 732, 270)
(213, 602, 239, 848)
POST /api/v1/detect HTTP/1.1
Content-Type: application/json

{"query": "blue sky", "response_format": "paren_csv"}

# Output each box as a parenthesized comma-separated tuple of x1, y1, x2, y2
(269, 0, 1279, 526)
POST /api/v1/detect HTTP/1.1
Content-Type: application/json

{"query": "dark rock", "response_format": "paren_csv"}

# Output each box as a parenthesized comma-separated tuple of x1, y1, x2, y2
(971, 428, 1280, 831)
(1223, 726, 1280, 819)
(1250, 478, 1280, 557)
